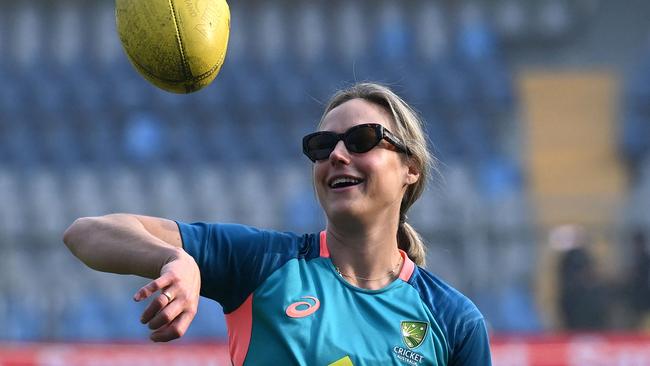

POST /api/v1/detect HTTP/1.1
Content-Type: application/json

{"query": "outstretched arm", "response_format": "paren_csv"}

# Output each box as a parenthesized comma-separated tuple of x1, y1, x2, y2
(63, 214, 201, 342)
(63, 213, 183, 278)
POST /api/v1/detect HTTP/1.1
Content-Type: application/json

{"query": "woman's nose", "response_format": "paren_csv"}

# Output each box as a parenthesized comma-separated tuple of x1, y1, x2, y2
(328, 140, 351, 164)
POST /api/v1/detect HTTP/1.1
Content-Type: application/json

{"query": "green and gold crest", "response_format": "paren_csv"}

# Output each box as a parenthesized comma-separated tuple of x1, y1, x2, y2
(400, 321, 428, 349)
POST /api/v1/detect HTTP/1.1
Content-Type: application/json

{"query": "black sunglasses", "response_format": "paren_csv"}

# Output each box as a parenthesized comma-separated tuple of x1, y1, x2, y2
(302, 123, 410, 162)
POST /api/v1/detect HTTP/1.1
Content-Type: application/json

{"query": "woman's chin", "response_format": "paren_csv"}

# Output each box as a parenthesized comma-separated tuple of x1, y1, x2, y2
(325, 203, 366, 223)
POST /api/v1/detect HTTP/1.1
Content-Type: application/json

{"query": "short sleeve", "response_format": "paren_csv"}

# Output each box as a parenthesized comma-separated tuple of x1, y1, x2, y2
(450, 317, 492, 366)
(176, 222, 315, 313)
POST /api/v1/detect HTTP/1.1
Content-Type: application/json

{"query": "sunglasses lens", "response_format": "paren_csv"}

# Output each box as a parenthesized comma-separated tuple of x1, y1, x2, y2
(346, 125, 381, 153)
(306, 133, 338, 160)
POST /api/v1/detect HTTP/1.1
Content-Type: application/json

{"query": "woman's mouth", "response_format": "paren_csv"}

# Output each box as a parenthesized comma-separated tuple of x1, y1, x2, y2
(328, 176, 364, 189)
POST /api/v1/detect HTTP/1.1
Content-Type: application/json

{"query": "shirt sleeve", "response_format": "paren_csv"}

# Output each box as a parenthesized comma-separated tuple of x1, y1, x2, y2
(449, 317, 492, 366)
(176, 221, 312, 313)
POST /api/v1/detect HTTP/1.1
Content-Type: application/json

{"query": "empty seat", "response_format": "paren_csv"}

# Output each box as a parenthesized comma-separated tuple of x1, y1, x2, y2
(64, 167, 108, 219)
(121, 110, 167, 164)
(0, 169, 26, 239)
(146, 166, 193, 219)
(188, 165, 234, 222)
(23, 169, 67, 236)
(105, 167, 148, 214)
(273, 163, 323, 232)
(231, 165, 278, 228)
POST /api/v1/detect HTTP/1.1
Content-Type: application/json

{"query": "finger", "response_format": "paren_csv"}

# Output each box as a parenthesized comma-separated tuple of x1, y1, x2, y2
(133, 275, 173, 302)
(150, 311, 195, 342)
(140, 290, 173, 324)
(147, 298, 184, 330)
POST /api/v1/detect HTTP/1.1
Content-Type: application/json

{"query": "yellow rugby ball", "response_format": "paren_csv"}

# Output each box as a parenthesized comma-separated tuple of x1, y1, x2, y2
(115, 0, 230, 94)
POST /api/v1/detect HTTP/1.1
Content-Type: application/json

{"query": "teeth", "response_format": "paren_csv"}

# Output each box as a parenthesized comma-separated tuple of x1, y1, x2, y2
(330, 177, 362, 188)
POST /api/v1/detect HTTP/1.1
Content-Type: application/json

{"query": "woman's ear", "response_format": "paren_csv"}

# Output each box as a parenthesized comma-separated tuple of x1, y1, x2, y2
(405, 158, 420, 185)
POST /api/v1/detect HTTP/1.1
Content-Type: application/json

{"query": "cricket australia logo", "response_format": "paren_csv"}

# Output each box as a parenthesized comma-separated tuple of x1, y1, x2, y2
(401, 321, 428, 349)
(392, 321, 428, 365)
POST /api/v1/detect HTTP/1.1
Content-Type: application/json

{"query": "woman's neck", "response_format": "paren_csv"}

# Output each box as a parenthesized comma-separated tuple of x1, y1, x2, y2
(326, 219, 403, 290)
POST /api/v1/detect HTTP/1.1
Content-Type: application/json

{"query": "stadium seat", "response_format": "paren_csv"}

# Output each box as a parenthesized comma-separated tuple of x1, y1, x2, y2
(36, 111, 81, 167)
(412, 1, 449, 65)
(371, 1, 415, 82)
(201, 113, 242, 164)
(75, 110, 121, 165)
(290, 0, 327, 71)
(121, 110, 167, 164)
(104, 167, 148, 214)
(23, 169, 67, 236)
(64, 167, 109, 220)
(146, 166, 193, 219)
(231, 165, 278, 228)
(493, 0, 528, 42)
(535, 0, 572, 39)
(274, 164, 323, 232)
(164, 110, 204, 164)
(4, 112, 40, 167)
(187, 165, 234, 222)
(3, 250, 48, 340)
(0, 169, 26, 239)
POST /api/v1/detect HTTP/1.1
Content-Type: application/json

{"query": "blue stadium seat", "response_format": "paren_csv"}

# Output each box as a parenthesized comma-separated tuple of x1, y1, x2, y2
(455, 3, 499, 64)
(241, 110, 286, 162)
(104, 167, 148, 214)
(37, 111, 81, 167)
(146, 166, 193, 219)
(0, 169, 27, 239)
(164, 110, 204, 164)
(187, 166, 235, 222)
(231, 165, 279, 227)
(621, 52, 650, 177)
(453, 110, 496, 163)
(370, 1, 415, 83)
(74, 110, 121, 165)
(63, 168, 108, 219)
(493, 0, 528, 43)
(274, 164, 323, 232)
(59, 290, 113, 340)
(121, 110, 167, 164)
(4, 112, 40, 167)
(202, 113, 242, 164)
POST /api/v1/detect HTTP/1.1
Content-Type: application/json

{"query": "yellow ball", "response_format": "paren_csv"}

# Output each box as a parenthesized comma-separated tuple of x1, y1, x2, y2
(115, 0, 230, 94)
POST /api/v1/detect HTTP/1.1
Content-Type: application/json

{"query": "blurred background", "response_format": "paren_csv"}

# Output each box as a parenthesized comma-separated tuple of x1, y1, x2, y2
(1, 0, 650, 364)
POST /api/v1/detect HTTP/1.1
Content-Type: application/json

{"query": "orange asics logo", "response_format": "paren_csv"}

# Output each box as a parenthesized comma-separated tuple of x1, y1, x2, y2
(285, 296, 321, 318)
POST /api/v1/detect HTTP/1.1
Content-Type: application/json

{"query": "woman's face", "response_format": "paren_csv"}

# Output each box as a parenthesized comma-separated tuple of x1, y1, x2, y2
(313, 98, 419, 224)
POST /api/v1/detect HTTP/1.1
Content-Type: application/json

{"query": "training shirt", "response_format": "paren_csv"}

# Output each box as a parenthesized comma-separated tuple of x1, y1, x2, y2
(177, 222, 492, 366)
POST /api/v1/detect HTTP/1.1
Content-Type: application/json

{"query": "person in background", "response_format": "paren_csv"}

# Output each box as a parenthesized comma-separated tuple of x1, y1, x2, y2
(628, 230, 650, 329)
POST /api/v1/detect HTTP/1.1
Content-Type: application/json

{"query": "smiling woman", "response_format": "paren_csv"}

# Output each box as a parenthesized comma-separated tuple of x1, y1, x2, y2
(63, 82, 492, 365)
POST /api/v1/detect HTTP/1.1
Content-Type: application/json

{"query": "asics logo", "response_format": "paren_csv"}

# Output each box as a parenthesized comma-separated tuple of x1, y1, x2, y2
(285, 296, 321, 318)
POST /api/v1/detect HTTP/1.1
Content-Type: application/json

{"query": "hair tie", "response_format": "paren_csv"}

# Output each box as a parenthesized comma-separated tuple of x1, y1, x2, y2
(399, 214, 408, 224)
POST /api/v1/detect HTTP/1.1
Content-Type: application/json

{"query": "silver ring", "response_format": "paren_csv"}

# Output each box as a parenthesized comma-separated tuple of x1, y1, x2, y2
(162, 291, 173, 302)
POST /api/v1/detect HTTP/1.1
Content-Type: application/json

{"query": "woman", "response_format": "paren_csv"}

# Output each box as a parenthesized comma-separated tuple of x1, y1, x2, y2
(64, 83, 491, 365)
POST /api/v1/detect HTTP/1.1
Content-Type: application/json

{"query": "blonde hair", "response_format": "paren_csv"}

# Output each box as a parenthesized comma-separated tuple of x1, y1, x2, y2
(319, 82, 435, 267)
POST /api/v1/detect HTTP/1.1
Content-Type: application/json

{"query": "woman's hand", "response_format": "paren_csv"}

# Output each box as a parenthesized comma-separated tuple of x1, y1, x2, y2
(133, 250, 201, 342)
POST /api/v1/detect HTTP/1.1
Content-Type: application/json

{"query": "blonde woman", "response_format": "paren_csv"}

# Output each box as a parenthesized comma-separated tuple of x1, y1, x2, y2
(64, 83, 491, 365)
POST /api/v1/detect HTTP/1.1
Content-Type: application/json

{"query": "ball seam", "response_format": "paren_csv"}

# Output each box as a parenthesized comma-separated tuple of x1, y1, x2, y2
(168, 0, 191, 83)
(122, 47, 222, 84)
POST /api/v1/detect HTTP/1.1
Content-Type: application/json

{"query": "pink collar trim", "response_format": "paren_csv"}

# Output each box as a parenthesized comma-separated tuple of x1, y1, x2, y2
(319, 231, 330, 257)
(318, 230, 416, 281)
(397, 249, 415, 282)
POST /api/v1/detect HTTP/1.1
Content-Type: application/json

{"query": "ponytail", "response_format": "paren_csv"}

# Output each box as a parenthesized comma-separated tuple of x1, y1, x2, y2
(398, 221, 427, 267)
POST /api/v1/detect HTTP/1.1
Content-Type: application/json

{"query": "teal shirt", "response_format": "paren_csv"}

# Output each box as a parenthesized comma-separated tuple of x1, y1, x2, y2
(178, 222, 491, 366)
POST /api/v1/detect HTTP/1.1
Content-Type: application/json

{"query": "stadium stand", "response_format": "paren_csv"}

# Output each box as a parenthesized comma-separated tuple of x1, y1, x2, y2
(4, 0, 646, 342)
